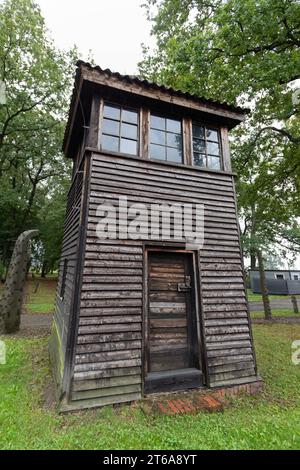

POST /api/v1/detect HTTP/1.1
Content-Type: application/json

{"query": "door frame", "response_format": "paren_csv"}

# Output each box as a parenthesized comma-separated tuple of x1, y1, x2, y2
(142, 245, 206, 395)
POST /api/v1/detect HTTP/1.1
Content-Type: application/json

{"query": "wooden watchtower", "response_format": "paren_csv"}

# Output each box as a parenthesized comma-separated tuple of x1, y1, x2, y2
(50, 61, 260, 411)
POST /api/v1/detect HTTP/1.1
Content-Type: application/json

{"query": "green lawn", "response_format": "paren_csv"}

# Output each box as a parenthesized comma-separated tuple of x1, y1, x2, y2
(0, 277, 57, 314)
(246, 289, 299, 302)
(24, 278, 57, 314)
(251, 309, 297, 318)
(0, 324, 300, 449)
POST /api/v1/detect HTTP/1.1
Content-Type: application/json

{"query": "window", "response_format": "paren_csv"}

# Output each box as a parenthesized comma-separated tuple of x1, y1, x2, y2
(192, 124, 222, 170)
(100, 103, 139, 156)
(150, 114, 183, 163)
(275, 274, 284, 280)
(293, 275, 299, 281)
(60, 259, 68, 299)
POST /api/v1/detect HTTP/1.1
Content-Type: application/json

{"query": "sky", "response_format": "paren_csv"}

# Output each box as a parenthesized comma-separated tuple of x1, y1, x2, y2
(37, 0, 154, 74)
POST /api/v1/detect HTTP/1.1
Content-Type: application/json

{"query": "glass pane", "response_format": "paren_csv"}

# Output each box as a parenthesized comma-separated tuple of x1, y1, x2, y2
(150, 144, 166, 160)
(120, 138, 137, 155)
(166, 147, 182, 163)
(167, 132, 182, 148)
(103, 104, 120, 120)
(192, 125, 205, 139)
(102, 118, 119, 136)
(151, 115, 165, 130)
(194, 153, 206, 167)
(122, 109, 138, 124)
(207, 128, 219, 142)
(166, 118, 181, 133)
(207, 141, 220, 155)
(121, 122, 138, 140)
(208, 156, 221, 170)
(193, 138, 206, 153)
(150, 129, 165, 145)
(102, 135, 119, 152)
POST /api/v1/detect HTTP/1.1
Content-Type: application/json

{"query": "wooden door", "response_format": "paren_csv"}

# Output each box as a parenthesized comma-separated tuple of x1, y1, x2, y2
(146, 251, 199, 374)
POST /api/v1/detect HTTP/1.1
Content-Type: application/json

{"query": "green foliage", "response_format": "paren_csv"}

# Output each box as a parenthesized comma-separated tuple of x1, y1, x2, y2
(139, 0, 300, 266)
(263, 252, 285, 270)
(33, 177, 70, 274)
(1, 325, 300, 449)
(0, 0, 75, 272)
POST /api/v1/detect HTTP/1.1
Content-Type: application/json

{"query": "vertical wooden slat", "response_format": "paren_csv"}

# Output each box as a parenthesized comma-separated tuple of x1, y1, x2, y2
(183, 116, 192, 166)
(97, 98, 104, 151)
(87, 94, 101, 148)
(220, 127, 231, 172)
(141, 107, 150, 159)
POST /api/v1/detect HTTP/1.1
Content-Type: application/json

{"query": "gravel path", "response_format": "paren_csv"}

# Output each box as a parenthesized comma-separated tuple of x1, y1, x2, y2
(2, 313, 54, 338)
(21, 313, 53, 328)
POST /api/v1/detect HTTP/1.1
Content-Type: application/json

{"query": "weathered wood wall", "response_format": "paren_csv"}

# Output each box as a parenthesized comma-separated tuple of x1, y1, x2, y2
(66, 151, 257, 409)
(49, 161, 84, 392)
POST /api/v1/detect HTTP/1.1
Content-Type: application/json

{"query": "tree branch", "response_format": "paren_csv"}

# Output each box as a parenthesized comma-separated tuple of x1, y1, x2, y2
(253, 126, 300, 145)
(0, 92, 56, 146)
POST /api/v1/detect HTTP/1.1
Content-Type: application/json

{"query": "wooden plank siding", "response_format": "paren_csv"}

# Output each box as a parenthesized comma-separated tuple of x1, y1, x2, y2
(67, 150, 257, 407)
(49, 160, 84, 393)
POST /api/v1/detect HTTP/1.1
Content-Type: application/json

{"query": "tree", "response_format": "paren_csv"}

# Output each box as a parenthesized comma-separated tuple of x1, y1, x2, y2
(264, 252, 285, 270)
(257, 249, 272, 320)
(0, 0, 75, 273)
(0, 0, 75, 153)
(35, 176, 71, 275)
(139, 0, 300, 318)
(139, 0, 300, 230)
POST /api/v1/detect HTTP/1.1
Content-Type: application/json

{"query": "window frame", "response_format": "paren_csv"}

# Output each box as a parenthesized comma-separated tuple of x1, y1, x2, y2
(99, 101, 141, 157)
(191, 122, 223, 171)
(148, 112, 184, 164)
(96, 99, 229, 173)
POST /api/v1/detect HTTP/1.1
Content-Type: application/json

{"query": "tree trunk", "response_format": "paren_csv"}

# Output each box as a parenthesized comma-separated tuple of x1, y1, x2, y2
(291, 295, 299, 314)
(250, 251, 256, 270)
(257, 249, 272, 320)
(41, 261, 47, 278)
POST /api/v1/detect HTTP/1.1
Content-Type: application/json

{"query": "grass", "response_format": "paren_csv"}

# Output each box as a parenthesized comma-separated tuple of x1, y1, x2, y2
(0, 324, 300, 449)
(0, 276, 57, 314)
(24, 278, 57, 314)
(246, 289, 299, 302)
(251, 309, 298, 318)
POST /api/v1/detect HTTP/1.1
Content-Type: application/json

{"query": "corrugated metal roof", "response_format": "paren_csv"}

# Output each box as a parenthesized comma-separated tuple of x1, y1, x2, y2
(77, 60, 247, 114)
(63, 60, 248, 156)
